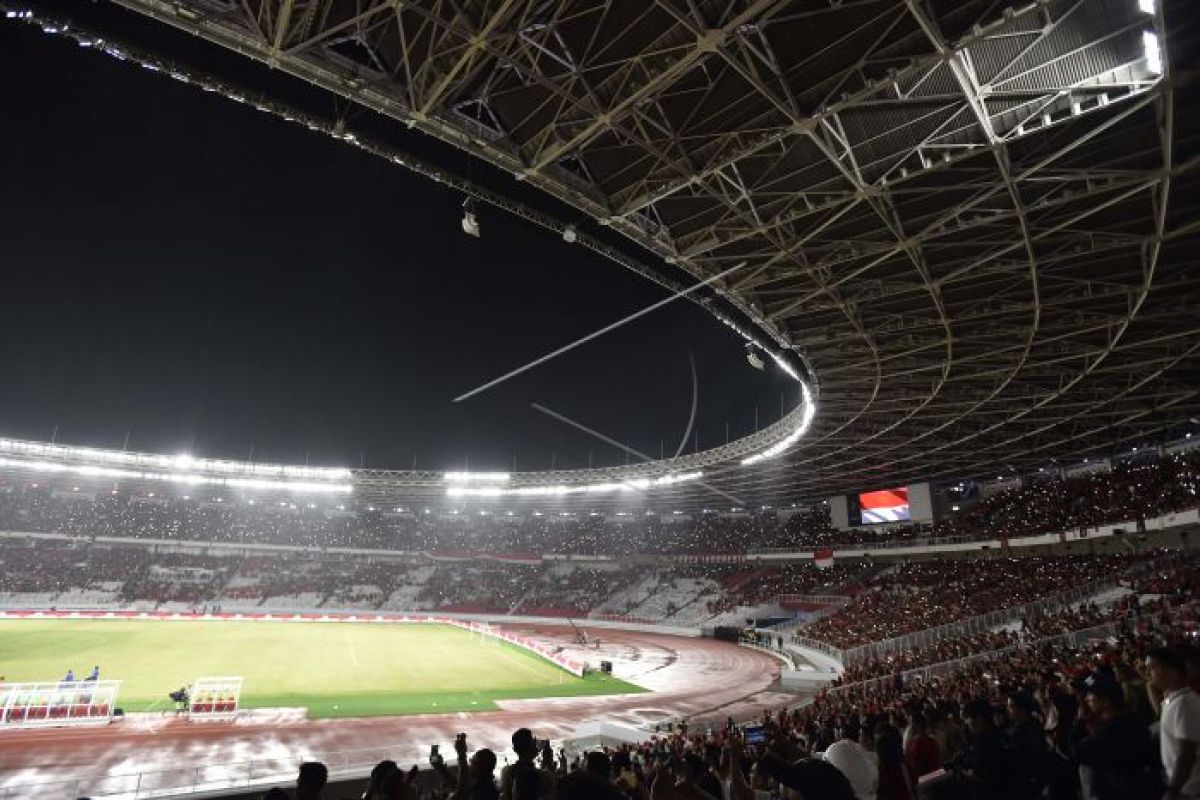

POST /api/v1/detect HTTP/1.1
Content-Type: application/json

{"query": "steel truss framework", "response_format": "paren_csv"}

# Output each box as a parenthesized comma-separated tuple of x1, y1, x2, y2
(73, 0, 1200, 505)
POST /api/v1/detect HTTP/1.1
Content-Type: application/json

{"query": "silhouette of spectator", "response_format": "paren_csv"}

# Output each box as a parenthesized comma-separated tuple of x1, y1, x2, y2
(297, 761, 329, 800)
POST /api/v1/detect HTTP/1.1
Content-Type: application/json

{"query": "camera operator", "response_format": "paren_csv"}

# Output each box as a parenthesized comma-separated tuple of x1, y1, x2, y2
(169, 686, 190, 713)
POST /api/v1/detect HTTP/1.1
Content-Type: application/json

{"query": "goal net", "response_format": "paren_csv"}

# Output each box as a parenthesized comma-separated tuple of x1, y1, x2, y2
(187, 676, 243, 720)
(0, 680, 121, 728)
(463, 620, 498, 646)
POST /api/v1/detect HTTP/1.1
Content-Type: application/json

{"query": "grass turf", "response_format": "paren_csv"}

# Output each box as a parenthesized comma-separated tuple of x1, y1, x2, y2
(0, 619, 644, 718)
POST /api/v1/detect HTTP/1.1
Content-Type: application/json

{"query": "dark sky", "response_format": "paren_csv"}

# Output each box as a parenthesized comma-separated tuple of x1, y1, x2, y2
(0, 2, 796, 472)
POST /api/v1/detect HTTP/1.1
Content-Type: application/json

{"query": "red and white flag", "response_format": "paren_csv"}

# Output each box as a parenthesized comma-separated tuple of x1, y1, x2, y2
(859, 488, 910, 524)
(813, 547, 834, 569)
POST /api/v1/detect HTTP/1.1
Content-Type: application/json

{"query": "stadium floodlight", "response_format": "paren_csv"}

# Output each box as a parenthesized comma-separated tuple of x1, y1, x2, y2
(444, 470, 704, 498)
(461, 198, 480, 237)
(562, 225, 578, 243)
(0, 438, 351, 483)
(1143, 30, 1163, 74)
(0, 455, 353, 494)
(443, 471, 511, 483)
(1138, 0, 1155, 13)
(745, 343, 765, 370)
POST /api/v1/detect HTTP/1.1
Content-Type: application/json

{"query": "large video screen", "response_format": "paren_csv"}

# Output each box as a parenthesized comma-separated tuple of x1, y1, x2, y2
(858, 487, 910, 524)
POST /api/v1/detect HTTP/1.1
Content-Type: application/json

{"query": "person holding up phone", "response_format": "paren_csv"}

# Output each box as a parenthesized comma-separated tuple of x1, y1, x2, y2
(436, 733, 500, 800)
(501, 728, 557, 800)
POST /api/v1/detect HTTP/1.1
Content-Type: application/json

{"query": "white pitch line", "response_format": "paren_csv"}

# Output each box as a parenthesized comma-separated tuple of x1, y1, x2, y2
(346, 629, 361, 667)
(453, 261, 747, 403)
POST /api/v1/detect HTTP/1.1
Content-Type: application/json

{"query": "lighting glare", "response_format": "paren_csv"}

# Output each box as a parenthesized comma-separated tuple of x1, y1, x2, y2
(0, 438, 350, 482)
(1138, 0, 1155, 14)
(443, 471, 511, 483)
(0, 4, 834, 492)
(0, 456, 352, 494)
(741, 384, 816, 465)
(1143, 30, 1163, 74)
(771, 353, 799, 381)
(445, 471, 703, 498)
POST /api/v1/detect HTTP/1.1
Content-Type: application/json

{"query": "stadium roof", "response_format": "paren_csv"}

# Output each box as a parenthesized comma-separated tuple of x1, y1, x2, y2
(12, 0, 1200, 507)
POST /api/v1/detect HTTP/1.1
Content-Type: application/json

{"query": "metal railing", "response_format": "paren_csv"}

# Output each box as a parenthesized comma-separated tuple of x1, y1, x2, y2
(748, 505, 1200, 559)
(747, 531, 990, 555)
(792, 636, 846, 662)
(836, 577, 1113, 665)
(767, 596, 852, 633)
(819, 599, 1198, 701)
(775, 594, 851, 606)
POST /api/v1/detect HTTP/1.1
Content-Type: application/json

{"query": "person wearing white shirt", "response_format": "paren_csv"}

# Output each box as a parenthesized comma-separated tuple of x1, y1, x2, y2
(1147, 647, 1200, 800)
(823, 722, 878, 800)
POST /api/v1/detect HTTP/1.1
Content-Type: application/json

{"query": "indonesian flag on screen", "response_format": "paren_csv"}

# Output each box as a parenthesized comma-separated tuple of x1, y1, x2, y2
(859, 488, 910, 524)
(813, 547, 834, 569)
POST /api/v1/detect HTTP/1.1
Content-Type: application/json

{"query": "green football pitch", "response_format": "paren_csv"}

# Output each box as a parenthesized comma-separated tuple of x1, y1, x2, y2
(0, 620, 644, 718)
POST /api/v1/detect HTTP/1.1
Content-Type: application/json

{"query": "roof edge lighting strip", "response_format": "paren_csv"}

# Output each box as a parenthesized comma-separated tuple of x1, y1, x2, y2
(0, 457, 353, 494)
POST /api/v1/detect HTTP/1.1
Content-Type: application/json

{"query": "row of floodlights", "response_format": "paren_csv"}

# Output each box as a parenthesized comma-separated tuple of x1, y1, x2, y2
(0, 4, 825, 487)
(443, 471, 705, 497)
(439, 383, 816, 497)
(0, 439, 350, 482)
(0, 456, 353, 494)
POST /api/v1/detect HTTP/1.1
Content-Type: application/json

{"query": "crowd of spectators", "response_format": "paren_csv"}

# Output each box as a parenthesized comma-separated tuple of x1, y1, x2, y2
(0, 450, 1196, 555)
(0, 536, 1184, 636)
(830, 553, 1200, 687)
(0, 538, 702, 620)
(800, 554, 1155, 651)
(929, 450, 1200, 544)
(514, 565, 655, 618)
(272, 606, 1200, 800)
(775, 602, 1200, 798)
(705, 562, 878, 616)
(3, 459, 1199, 799)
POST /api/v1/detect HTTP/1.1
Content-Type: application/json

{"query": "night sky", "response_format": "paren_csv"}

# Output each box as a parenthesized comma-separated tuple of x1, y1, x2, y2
(0, 2, 797, 472)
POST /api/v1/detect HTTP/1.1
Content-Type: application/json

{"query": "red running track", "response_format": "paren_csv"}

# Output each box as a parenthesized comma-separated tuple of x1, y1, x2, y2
(0, 623, 797, 798)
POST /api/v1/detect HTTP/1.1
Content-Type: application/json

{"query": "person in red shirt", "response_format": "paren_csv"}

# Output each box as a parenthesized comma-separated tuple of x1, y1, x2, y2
(904, 711, 942, 779)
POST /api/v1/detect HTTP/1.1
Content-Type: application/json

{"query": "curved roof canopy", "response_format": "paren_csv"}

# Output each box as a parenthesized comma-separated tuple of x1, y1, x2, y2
(31, 0, 1200, 504)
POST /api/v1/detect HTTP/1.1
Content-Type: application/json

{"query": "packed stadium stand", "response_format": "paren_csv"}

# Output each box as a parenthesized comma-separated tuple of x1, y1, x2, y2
(3, 449, 1197, 555)
(2, 454, 1197, 799)
(0, 408, 1197, 798)
(1, 451, 1196, 632)
(4, 0, 1200, 795)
